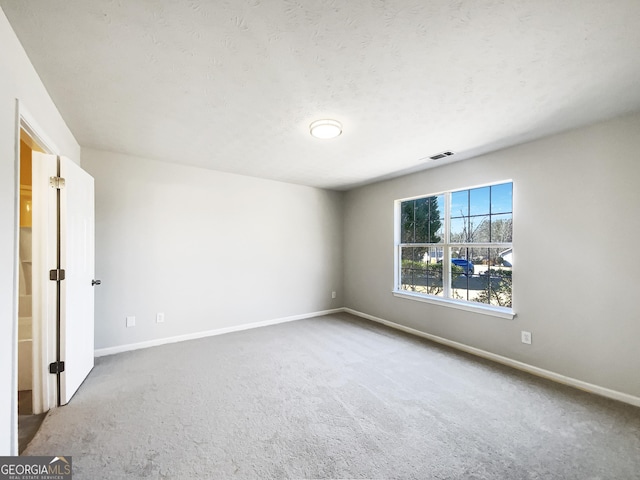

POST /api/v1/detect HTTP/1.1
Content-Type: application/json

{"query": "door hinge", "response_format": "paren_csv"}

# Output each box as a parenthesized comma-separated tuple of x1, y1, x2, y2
(50, 176, 66, 189)
(49, 361, 65, 375)
(49, 269, 66, 281)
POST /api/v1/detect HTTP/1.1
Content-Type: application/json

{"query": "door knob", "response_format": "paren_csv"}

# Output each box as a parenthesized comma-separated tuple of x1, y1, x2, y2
(92, 279, 102, 286)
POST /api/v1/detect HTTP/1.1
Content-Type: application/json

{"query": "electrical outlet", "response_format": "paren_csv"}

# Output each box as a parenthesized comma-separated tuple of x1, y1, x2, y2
(156, 312, 165, 323)
(126, 316, 136, 328)
(521, 330, 532, 345)
(331, 291, 337, 299)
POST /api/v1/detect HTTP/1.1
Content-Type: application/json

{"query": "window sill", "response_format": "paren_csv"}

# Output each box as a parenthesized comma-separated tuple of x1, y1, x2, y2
(392, 290, 516, 319)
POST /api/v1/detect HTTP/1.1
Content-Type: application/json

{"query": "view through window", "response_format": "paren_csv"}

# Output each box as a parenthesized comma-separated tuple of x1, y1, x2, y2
(397, 182, 513, 310)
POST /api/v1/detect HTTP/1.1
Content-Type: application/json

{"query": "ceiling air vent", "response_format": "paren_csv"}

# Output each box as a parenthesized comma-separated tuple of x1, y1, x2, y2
(429, 151, 454, 161)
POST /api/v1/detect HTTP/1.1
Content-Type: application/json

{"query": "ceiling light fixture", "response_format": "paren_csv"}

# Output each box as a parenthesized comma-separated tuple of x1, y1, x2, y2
(309, 119, 342, 139)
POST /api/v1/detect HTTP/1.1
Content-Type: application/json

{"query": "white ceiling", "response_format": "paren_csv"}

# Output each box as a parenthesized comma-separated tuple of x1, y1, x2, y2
(3, 0, 640, 190)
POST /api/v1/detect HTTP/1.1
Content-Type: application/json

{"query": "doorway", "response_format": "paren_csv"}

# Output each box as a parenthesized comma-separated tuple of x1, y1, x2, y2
(15, 113, 97, 454)
(17, 127, 46, 453)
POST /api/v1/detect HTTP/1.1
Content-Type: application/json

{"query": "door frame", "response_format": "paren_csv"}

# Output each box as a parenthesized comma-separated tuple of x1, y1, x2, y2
(12, 101, 61, 453)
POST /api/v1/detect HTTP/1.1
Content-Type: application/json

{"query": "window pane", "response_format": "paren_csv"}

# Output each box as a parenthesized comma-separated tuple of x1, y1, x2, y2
(483, 256, 513, 307)
(469, 215, 490, 242)
(450, 247, 472, 301)
(469, 272, 490, 305)
(400, 246, 422, 293)
(451, 190, 468, 217)
(402, 196, 443, 244)
(424, 246, 444, 296)
(400, 246, 444, 296)
(424, 247, 444, 264)
(491, 213, 512, 243)
(499, 247, 513, 267)
(470, 186, 490, 216)
(413, 197, 428, 243)
(450, 217, 468, 243)
(400, 200, 415, 243)
(401, 245, 419, 263)
(434, 221, 444, 243)
(428, 195, 444, 243)
(456, 247, 512, 308)
(436, 193, 445, 244)
(491, 183, 513, 214)
(436, 196, 445, 219)
(414, 196, 444, 243)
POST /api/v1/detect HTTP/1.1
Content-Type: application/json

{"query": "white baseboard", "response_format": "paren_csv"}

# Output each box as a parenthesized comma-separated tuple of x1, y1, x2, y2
(94, 308, 343, 357)
(343, 308, 640, 408)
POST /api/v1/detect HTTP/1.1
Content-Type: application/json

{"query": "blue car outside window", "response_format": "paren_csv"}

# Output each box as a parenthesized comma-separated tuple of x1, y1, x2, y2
(451, 258, 474, 274)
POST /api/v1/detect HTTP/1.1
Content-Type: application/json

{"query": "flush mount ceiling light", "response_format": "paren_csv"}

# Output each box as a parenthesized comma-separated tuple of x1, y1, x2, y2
(309, 119, 342, 139)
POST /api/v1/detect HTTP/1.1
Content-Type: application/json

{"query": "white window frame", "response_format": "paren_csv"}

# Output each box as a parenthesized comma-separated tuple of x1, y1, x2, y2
(393, 181, 515, 320)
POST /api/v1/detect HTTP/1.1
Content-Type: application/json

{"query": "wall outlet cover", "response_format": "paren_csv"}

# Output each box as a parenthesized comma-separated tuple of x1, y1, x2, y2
(126, 316, 136, 328)
(521, 331, 532, 345)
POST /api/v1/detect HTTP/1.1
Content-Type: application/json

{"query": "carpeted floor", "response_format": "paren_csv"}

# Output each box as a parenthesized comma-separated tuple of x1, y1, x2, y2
(18, 390, 47, 454)
(23, 313, 640, 479)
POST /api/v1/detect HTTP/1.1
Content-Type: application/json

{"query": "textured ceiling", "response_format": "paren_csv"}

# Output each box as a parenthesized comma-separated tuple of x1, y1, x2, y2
(2, 0, 640, 190)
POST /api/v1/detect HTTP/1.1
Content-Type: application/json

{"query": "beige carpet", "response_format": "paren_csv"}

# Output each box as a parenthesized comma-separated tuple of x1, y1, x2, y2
(24, 313, 640, 479)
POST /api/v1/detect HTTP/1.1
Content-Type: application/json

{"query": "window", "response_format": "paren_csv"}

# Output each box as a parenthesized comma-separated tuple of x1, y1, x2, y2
(395, 182, 513, 317)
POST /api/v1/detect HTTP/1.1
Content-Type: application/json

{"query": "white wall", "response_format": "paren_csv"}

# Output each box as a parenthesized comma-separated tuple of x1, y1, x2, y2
(82, 149, 344, 350)
(344, 112, 640, 399)
(0, 7, 80, 455)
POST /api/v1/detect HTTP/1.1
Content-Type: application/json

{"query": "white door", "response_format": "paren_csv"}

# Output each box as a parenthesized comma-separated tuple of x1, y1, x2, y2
(31, 153, 95, 407)
(31, 152, 58, 413)
(59, 156, 95, 404)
